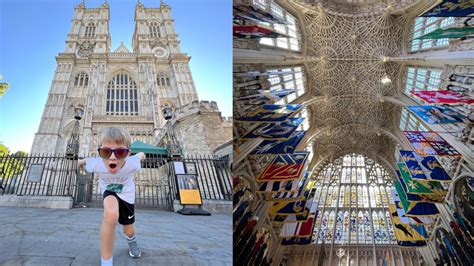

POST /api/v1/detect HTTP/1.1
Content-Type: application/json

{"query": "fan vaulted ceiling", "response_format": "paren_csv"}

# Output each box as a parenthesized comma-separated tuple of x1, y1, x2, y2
(276, 0, 436, 170)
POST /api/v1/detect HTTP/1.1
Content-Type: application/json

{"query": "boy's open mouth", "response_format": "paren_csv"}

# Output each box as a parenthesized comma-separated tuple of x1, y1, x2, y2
(109, 163, 117, 169)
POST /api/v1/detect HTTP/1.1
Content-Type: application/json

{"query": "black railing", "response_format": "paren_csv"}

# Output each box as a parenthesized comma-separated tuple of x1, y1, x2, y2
(0, 153, 231, 209)
(183, 155, 232, 201)
(0, 154, 84, 199)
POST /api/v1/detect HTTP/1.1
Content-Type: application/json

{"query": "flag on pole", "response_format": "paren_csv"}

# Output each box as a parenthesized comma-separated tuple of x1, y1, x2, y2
(403, 131, 460, 157)
(415, 26, 474, 39)
(399, 150, 452, 182)
(270, 172, 310, 201)
(393, 180, 440, 216)
(236, 104, 302, 123)
(256, 152, 309, 182)
(241, 117, 304, 140)
(407, 105, 465, 124)
(392, 186, 437, 224)
(410, 90, 474, 105)
(281, 236, 313, 245)
(420, 1, 474, 17)
(388, 204, 428, 246)
(268, 188, 316, 215)
(252, 130, 306, 154)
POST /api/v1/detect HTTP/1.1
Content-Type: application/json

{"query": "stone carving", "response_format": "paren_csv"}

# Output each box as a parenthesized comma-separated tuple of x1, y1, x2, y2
(76, 40, 96, 58)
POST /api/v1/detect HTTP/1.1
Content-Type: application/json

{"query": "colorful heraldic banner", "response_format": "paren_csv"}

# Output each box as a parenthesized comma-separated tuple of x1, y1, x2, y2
(258, 174, 303, 193)
(252, 130, 306, 155)
(241, 117, 304, 140)
(279, 193, 318, 237)
(396, 163, 447, 202)
(237, 104, 302, 123)
(396, 169, 445, 204)
(407, 105, 465, 124)
(393, 179, 440, 217)
(392, 187, 436, 224)
(233, 25, 290, 39)
(416, 26, 474, 39)
(236, 88, 295, 106)
(403, 131, 461, 157)
(256, 152, 309, 182)
(399, 150, 452, 182)
(233, 3, 288, 24)
(272, 205, 317, 224)
(410, 90, 474, 105)
(268, 188, 316, 216)
(281, 236, 313, 245)
(177, 174, 202, 205)
(420, 1, 474, 17)
(270, 173, 311, 202)
(388, 204, 427, 247)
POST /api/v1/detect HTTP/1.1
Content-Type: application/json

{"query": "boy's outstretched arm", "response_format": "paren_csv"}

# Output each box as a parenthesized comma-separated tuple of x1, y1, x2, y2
(136, 152, 146, 161)
(78, 158, 87, 166)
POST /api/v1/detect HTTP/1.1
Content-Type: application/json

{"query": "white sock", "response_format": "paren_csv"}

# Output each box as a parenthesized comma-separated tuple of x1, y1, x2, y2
(101, 256, 113, 266)
(127, 235, 135, 241)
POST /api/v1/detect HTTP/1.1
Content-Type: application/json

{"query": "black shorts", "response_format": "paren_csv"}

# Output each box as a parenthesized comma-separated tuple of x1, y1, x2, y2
(103, 191, 135, 225)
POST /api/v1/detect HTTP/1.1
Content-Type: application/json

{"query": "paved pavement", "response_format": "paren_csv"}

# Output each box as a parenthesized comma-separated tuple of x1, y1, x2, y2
(0, 207, 231, 266)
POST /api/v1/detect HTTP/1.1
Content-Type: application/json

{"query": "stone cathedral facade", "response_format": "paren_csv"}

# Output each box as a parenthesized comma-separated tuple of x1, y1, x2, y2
(31, 1, 230, 156)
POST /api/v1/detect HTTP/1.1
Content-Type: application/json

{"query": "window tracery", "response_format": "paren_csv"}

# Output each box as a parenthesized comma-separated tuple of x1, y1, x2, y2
(85, 22, 96, 38)
(311, 154, 396, 245)
(106, 72, 139, 116)
(149, 21, 161, 38)
(253, 0, 300, 51)
(410, 17, 454, 52)
(74, 72, 89, 87)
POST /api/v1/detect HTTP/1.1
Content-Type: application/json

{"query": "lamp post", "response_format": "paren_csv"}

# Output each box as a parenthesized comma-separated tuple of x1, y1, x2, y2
(66, 108, 83, 160)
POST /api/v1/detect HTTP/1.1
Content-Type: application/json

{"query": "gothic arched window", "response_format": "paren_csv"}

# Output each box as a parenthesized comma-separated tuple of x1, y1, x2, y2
(74, 72, 89, 87)
(149, 21, 161, 38)
(85, 22, 96, 38)
(410, 17, 454, 52)
(311, 154, 397, 245)
(156, 72, 171, 87)
(106, 72, 138, 115)
(255, 1, 300, 51)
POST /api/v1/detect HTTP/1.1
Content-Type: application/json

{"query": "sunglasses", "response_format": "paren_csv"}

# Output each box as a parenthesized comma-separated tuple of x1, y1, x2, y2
(97, 147, 130, 159)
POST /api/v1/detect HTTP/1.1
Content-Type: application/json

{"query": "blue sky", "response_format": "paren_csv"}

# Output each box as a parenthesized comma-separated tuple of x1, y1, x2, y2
(0, 0, 232, 153)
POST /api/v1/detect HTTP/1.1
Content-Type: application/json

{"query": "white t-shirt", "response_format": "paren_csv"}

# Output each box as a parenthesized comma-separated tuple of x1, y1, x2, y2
(85, 154, 141, 204)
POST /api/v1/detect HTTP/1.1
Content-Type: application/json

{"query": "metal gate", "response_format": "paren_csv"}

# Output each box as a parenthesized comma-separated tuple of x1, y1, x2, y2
(1, 153, 231, 210)
(88, 154, 172, 209)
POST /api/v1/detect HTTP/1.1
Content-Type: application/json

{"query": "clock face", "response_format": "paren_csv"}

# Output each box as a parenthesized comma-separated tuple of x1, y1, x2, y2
(153, 47, 168, 59)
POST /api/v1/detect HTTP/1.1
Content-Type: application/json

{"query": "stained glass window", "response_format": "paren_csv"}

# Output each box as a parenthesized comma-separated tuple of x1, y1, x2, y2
(311, 154, 396, 245)
(404, 66, 443, 103)
(254, 0, 300, 51)
(410, 17, 454, 52)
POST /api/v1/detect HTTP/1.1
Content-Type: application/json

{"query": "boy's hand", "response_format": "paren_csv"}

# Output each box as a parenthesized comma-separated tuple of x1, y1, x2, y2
(78, 158, 87, 166)
(137, 152, 146, 161)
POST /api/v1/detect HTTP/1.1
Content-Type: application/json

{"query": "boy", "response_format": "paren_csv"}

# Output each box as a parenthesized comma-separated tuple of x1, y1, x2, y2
(78, 127, 146, 266)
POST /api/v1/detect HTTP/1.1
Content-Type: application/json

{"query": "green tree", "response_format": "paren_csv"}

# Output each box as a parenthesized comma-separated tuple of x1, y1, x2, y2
(0, 144, 25, 178)
(0, 82, 9, 97)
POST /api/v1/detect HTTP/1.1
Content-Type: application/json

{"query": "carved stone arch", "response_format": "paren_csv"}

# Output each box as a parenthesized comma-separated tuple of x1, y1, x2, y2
(148, 17, 163, 25)
(84, 19, 97, 26)
(105, 67, 139, 84)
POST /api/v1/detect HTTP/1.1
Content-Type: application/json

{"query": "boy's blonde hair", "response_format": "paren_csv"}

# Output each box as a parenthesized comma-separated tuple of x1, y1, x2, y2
(98, 127, 132, 148)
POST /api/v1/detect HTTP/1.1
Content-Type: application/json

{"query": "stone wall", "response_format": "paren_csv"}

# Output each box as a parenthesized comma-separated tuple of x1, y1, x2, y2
(171, 100, 232, 155)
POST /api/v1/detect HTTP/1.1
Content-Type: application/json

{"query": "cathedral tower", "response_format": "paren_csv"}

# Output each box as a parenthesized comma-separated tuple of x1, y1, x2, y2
(31, 1, 207, 156)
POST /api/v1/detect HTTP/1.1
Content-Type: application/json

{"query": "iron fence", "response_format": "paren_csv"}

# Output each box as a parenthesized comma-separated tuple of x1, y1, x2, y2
(182, 154, 232, 201)
(0, 153, 231, 209)
(0, 154, 83, 199)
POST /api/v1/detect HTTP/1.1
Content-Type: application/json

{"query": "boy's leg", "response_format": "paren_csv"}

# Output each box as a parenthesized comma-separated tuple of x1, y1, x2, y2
(101, 195, 119, 260)
(123, 224, 135, 238)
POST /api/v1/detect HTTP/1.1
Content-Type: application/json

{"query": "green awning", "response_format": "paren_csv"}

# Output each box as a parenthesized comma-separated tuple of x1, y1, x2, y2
(131, 141, 168, 155)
